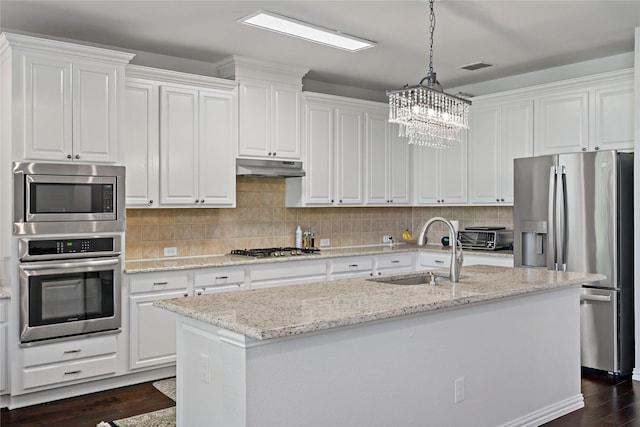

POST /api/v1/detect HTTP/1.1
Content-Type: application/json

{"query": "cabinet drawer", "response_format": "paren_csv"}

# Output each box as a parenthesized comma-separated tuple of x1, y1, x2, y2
(194, 268, 245, 287)
(419, 252, 451, 269)
(23, 335, 116, 368)
(376, 253, 414, 270)
(23, 354, 116, 389)
(331, 257, 373, 274)
(129, 271, 189, 293)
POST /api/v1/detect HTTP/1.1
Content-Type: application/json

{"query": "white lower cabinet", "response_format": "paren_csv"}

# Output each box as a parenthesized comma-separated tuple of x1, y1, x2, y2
(18, 335, 117, 392)
(128, 271, 190, 370)
(0, 300, 8, 395)
(194, 267, 246, 295)
(249, 260, 327, 289)
(373, 253, 416, 275)
(418, 250, 513, 270)
(329, 256, 374, 280)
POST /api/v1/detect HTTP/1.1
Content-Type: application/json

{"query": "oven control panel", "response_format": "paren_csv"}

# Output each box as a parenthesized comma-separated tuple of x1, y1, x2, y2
(19, 235, 121, 261)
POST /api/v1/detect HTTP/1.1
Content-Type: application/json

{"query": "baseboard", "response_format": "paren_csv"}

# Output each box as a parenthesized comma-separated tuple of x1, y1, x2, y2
(498, 394, 584, 427)
(5, 365, 175, 409)
(632, 368, 640, 381)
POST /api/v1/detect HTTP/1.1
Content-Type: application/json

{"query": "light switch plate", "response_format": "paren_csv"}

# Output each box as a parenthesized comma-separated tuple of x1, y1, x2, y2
(319, 238, 330, 247)
(164, 247, 177, 257)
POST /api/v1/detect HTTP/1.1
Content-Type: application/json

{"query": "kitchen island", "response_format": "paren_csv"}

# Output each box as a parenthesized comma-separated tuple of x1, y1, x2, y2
(155, 265, 603, 427)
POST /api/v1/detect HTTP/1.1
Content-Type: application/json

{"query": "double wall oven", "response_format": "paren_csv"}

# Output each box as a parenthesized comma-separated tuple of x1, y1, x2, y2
(13, 162, 125, 344)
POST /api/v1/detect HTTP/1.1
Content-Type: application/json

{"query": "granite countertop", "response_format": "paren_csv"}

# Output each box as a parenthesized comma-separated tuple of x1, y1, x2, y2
(125, 244, 513, 274)
(154, 265, 603, 341)
(0, 288, 10, 299)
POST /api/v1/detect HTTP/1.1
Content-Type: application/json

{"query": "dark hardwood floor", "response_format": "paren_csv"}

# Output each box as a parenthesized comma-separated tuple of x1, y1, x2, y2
(0, 372, 637, 426)
(0, 381, 175, 427)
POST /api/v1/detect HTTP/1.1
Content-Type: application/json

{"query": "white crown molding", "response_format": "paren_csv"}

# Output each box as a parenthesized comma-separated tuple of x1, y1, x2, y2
(215, 55, 309, 85)
(126, 64, 237, 91)
(0, 32, 135, 64)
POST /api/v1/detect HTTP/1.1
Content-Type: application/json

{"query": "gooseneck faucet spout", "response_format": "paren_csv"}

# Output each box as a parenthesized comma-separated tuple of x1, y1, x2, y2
(417, 217, 463, 282)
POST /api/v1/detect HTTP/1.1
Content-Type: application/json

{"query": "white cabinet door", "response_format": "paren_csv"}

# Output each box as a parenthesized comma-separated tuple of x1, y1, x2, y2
(72, 62, 117, 163)
(439, 134, 468, 204)
(388, 126, 412, 205)
(238, 81, 270, 157)
(272, 84, 301, 159)
(535, 90, 589, 155)
(365, 112, 388, 205)
(335, 107, 364, 205)
(329, 256, 374, 280)
(159, 86, 199, 205)
(593, 82, 634, 151)
(500, 101, 533, 202)
(238, 81, 301, 160)
(469, 100, 532, 205)
(129, 289, 188, 370)
(198, 90, 236, 206)
(22, 55, 73, 161)
(414, 145, 440, 204)
(304, 102, 335, 205)
(469, 106, 500, 204)
(374, 253, 415, 275)
(123, 80, 159, 207)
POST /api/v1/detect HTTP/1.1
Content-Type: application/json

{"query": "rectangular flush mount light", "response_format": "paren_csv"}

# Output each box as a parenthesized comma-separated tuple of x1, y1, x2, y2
(239, 10, 375, 52)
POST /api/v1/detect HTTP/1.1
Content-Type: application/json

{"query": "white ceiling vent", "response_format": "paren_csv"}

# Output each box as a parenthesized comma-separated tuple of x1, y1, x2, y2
(459, 62, 493, 71)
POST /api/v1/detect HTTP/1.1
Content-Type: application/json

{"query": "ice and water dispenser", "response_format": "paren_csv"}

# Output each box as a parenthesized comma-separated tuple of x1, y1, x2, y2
(518, 220, 547, 268)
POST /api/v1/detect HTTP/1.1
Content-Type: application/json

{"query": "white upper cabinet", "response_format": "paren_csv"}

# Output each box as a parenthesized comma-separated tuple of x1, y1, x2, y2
(216, 56, 309, 161)
(300, 101, 334, 205)
(413, 133, 468, 205)
(1, 32, 134, 163)
(123, 65, 237, 208)
(334, 105, 365, 205)
(469, 100, 533, 204)
(365, 109, 411, 206)
(123, 80, 158, 207)
(533, 70, 633, 155)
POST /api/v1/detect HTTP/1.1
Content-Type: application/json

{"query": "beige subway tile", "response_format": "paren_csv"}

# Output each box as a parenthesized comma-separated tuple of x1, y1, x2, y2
(158, 224, 175, 241)
(125, 242, 143, 260)
(140, 225, 159, 241)
(126, 225, 143, 243)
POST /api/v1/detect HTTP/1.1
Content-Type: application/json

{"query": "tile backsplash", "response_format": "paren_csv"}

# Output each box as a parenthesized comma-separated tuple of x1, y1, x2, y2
(125, 177, 513, 260)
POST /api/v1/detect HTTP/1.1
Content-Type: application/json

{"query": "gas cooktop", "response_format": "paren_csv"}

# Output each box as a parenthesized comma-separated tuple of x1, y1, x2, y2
(230, 247, 321, 258)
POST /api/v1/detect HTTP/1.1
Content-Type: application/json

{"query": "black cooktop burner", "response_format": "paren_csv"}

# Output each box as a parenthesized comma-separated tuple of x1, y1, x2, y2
(230, 247, 320, 258)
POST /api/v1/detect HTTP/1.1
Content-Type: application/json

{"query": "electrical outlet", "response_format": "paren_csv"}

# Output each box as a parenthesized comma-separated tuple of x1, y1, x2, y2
(454, 377, 465, 403)
(163, 247, 177, 257)
(199, 353, 210, 384)
(320, 238, 331, 247)
(382, 235, 393, 243)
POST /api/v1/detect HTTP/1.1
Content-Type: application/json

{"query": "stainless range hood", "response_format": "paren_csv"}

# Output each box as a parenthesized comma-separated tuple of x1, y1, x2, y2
(236, 158, 305, 178)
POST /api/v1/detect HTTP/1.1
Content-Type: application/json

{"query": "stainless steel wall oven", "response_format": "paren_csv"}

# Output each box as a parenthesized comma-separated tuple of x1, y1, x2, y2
(18, 235, 122, 343)
(13, 162, 125, 235)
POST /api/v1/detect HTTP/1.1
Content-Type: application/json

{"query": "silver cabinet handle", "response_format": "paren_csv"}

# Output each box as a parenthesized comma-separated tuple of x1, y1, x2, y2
(390, 260, 400, 264)
(435, 260, 445, 264)
(215, 276, 228, 280)
(153, 281, 168, 286)
(63, 349, 81, 354)
(348, 264, 359, 268)
(64, 370, 82, 375)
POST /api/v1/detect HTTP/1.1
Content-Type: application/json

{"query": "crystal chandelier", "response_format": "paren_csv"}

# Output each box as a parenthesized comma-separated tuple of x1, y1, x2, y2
(387, 0, 471, 149)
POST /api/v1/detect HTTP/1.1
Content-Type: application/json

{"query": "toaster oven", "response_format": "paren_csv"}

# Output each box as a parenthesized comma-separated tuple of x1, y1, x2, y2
(458, 228, 513, 250)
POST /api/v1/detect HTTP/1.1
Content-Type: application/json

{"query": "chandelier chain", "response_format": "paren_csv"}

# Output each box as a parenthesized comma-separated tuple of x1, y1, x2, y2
(428, 0, 435, 82)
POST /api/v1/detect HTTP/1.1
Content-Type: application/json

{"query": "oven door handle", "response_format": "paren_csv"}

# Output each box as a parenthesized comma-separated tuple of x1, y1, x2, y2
(20, 258, 120, 271)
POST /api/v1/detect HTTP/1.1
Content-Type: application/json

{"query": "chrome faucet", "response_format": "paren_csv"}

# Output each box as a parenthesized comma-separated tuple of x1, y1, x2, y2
(417, 217, 463, 282)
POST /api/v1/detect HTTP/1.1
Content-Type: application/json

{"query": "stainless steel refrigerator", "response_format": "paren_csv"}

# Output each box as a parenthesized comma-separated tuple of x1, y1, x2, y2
(514, 150, 634, 375)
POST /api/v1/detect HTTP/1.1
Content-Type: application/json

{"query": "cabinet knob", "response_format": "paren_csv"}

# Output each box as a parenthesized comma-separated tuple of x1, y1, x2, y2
(339, 199, 342, 203)
(149, 200, 154, 204)
(500, 198, 505, 202)
(197, 291, 202, 296)
(75, 154, 80, 159)
(273, 152, 276, 156)
(67, 154, 72, 159)
(195, 200, 199, 203)
(268, 152, 272, 156)
(496, 198, 500, 202)
(582, 147, 587, 152)
(594, 146, 600, 151)
(183, 293, 188, 297)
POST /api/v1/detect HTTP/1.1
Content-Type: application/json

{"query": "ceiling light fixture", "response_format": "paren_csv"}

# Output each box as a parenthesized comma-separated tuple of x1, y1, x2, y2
(239, 10, 375, 52)
(387, 0, 471, 149)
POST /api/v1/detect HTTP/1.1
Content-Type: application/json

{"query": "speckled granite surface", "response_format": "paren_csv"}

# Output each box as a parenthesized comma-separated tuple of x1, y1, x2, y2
(154, 265, 603, 341)
(125, 244, 513, 274)
(0, 288, 10, 299)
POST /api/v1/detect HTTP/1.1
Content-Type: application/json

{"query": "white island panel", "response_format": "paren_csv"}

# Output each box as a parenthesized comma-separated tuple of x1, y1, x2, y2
(174, 285, 582, 426)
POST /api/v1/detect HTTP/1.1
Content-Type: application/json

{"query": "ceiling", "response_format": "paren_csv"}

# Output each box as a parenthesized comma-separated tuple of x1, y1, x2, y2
(2, 1, 640, 96)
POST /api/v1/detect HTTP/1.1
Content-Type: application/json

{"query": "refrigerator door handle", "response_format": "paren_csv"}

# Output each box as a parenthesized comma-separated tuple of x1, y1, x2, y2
(560, 165, 568, 272)
(548, 165, 558, 270)
(580, 294, 612, 303)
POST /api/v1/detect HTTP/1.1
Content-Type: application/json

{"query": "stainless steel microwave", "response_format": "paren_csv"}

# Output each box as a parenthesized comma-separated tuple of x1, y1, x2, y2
(13, 162, 125, 234)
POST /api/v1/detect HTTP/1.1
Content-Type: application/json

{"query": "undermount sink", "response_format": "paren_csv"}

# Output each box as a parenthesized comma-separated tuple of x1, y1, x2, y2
(368, 272, 453, 286)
